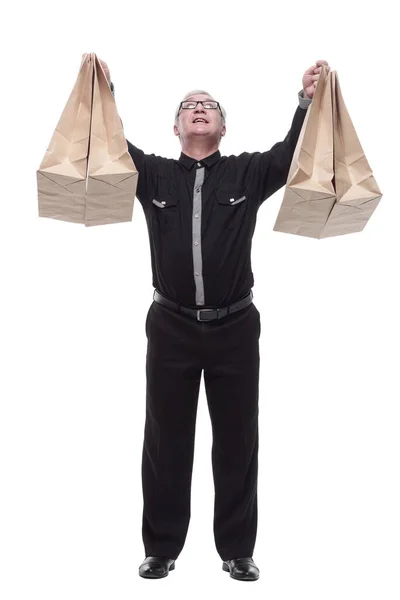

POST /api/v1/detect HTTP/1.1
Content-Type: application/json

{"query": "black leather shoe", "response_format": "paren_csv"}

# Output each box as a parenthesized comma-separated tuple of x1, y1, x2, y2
(222, 557, 260, 581)
(139, 556, 176, 579)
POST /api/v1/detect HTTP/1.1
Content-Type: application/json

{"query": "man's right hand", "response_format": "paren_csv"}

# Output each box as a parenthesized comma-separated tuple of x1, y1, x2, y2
(81, 53, 111, 85)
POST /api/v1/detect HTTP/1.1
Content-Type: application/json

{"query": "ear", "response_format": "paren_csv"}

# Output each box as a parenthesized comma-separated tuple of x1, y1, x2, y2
(173, 124, 180, 137)
(220, 124, 226, 137)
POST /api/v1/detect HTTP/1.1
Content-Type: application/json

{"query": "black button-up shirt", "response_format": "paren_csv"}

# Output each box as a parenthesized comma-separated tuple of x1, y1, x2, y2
(126, 100, 308, 308)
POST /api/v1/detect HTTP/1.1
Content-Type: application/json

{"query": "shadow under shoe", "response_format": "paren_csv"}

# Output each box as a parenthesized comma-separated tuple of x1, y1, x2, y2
(139, 556, 176, 579)
(222, 557, 259, 581)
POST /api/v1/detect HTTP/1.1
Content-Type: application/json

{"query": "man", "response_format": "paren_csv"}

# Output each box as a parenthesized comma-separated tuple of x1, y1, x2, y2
(98, 56, 331, 581)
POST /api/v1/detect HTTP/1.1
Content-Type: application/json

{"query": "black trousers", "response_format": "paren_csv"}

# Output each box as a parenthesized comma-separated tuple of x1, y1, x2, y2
(141, 296, 261, 561)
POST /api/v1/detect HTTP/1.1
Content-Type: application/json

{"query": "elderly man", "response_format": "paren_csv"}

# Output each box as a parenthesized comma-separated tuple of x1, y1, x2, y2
(99, 57, 330, 580)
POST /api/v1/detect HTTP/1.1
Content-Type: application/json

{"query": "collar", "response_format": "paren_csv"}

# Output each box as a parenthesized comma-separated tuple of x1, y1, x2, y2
(179, 149, 221, 171)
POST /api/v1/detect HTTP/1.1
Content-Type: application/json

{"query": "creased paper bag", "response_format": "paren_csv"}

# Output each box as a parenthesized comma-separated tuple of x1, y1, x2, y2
(37, 53, 138, 226)
(273, 65, 382, 238)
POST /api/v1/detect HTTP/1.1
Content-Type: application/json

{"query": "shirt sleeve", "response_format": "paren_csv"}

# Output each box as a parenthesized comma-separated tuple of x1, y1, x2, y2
(125, 140, 160, 206)
(109, 82, 163, 207)
(242, 96, 309, 206)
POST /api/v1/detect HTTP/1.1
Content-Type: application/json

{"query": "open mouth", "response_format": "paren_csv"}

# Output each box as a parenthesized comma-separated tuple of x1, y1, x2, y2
(193, 118, 208, 123)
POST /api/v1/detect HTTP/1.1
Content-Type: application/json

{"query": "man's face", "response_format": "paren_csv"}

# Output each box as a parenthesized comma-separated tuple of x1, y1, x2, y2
(174, 93, 226, 143)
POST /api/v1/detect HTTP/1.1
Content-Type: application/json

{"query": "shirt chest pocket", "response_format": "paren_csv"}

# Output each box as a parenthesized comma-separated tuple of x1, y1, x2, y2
(216, 188, 248, 231)
(151, 193, 180, 234)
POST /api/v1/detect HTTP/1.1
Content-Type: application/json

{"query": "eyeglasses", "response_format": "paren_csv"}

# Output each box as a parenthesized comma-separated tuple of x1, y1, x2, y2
(178, 100, 222, 114)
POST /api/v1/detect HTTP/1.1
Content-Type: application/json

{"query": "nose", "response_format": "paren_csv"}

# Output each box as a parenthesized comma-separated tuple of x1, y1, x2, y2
(193, 103, 207, 120)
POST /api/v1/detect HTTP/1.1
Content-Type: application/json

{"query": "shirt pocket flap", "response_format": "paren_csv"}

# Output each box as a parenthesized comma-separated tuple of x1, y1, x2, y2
(216, 189, 247, 206)
(152, 195, 179, 209)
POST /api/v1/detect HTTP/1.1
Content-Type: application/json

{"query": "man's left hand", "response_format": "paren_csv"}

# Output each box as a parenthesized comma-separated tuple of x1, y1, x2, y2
(302, 60, 331, 99)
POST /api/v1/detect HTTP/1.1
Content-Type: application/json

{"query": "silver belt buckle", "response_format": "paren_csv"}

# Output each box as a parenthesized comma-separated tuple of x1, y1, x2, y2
(197, 308, 217, 322)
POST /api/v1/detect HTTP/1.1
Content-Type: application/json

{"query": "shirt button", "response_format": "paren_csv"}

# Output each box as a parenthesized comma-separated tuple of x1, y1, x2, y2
(197, 162, 202, 167)
(195, 272, 199, 276)
(194, 214, 199, 218)
(194, 241, 199, 246)
(196, 187, 200, 193)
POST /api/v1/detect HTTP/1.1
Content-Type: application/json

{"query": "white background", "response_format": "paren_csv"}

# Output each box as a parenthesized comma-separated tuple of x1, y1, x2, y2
(1, 0, 399, 598)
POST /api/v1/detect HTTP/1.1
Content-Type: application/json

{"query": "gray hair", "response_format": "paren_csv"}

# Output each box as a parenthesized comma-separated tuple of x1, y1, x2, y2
(174, 89, 226, 127)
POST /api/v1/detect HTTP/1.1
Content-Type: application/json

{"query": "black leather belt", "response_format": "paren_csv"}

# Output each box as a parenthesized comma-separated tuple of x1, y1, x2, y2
(153, 289, 254, 322)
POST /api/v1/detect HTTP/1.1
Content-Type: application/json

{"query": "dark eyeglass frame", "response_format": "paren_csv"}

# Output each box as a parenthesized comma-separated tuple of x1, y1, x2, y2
(178, 100, 222, 115)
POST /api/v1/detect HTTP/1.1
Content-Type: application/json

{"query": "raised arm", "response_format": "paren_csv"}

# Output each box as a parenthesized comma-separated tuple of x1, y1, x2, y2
(243, 90, 312, 207)
(242, 60, 331, 208)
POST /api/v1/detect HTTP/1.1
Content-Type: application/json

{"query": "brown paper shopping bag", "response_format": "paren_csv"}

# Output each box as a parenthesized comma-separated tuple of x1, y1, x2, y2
(37, 53, 138, 226)
(273, 65, 382, 238)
